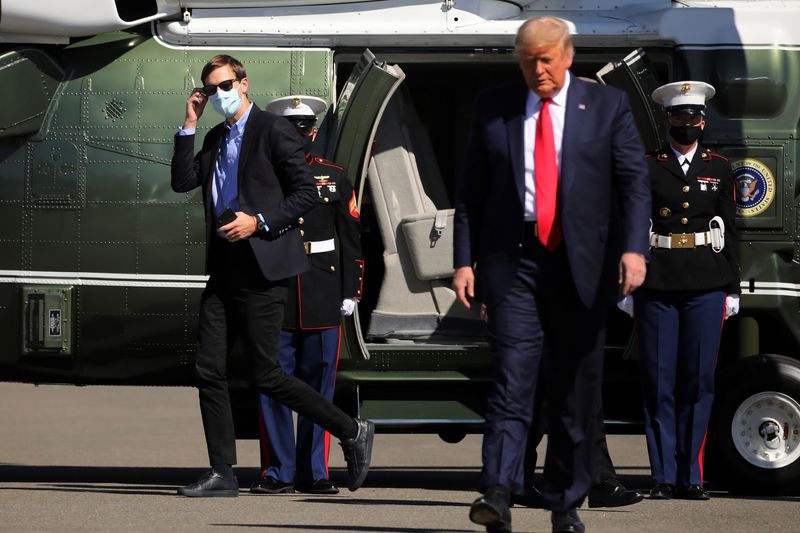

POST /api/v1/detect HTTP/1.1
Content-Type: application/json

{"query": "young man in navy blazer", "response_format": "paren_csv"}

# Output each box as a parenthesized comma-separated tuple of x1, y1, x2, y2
(453, 18, 651, 533)
(171, 55, 373, 497)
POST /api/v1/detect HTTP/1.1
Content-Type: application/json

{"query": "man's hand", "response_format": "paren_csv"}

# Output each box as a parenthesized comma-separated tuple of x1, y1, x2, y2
(184, 89, 207, 130)
(453, 266, 475, 309)
(619, 252, 646, 296)
(220, 212, 257, 242)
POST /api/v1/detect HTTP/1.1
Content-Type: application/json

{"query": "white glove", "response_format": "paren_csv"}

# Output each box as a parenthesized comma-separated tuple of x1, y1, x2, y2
(340, 298, 357, 317)
(725, 294, 740, 320)
(617, 295, 634, 318)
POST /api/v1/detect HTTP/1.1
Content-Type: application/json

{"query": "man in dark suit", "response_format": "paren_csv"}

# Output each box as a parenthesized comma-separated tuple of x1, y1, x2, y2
(453, 18, 651, 533)
(171, 55, 373, 497)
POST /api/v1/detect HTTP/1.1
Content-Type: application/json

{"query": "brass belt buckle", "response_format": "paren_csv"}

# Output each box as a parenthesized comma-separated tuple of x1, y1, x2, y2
(303, 241, 311, 254)
(670, 233, 695, 249)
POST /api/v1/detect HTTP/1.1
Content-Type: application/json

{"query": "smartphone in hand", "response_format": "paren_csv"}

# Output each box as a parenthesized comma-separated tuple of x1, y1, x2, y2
(218, 208, 237, 226)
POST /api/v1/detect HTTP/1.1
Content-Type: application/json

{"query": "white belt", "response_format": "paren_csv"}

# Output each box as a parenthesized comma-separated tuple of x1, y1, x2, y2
(304, 238, 335, 254)
(650, 231, 712, 249)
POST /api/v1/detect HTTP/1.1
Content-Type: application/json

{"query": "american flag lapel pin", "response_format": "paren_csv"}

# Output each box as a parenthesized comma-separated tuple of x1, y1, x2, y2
(578, 103, 586, 110)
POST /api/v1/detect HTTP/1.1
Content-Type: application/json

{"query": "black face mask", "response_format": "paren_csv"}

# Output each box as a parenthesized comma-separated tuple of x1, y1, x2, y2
(669, 125, 702, 146)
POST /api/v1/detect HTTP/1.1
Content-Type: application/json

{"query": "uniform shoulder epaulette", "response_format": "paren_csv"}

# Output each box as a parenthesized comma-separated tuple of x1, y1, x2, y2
(704, 149, 729, 162)
(312, 156, 344, 170)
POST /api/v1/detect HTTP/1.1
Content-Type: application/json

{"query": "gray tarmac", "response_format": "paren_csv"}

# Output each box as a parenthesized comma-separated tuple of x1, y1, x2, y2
(1, 382, 798, 532)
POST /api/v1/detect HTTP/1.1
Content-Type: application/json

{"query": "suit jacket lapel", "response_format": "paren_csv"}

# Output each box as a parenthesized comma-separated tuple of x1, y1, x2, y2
(560, 75, 584, 201)
(506, 84, 528, 205)
(237, 103, 259, 192)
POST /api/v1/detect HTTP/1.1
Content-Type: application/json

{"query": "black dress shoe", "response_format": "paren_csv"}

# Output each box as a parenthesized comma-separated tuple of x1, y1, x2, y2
(177, 471, 238, 497)
(250, 475, 294, 494)
(588, 478, 644, 508)
(340, 418, 375, 491)
(551, 508, 585, 533)
(296, 478, 339, 495)
(649, 483, 676, 500)
(469, 485, 512, 533)
(677, 484, 710, 500)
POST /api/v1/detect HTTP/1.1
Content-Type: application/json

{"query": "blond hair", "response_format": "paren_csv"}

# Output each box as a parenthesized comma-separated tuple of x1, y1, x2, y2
(514, 17, 574, 59)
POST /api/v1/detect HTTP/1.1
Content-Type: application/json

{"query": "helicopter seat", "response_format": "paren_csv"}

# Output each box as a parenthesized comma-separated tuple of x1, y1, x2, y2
(365, 88, 481, 340)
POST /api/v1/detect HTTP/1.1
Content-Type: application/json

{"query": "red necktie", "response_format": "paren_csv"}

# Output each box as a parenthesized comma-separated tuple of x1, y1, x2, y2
(535, 98, 562, 250)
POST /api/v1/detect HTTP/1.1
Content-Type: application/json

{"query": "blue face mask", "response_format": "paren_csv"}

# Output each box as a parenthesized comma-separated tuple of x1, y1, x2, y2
(210, 87, 243, 118)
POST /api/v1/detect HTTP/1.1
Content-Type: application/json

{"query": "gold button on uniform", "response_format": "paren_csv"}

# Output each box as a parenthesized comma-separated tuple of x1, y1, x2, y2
(323, 197, 330, 204)
(298, 217, 304, 224)
(659, 207, 671, 218)
(330, 265, 336, 272)
(682, 202, 690, 209)
(681, 217, 688, 225)
(300, 229, 305, 237)
(682, 185, 690, 193)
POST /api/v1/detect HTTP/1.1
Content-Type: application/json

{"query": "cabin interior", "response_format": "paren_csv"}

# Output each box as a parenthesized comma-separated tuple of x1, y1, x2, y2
(333, 49, 672, 347)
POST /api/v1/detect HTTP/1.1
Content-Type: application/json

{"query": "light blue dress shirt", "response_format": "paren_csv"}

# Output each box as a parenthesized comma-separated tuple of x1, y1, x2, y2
(177, 104, 267, 231)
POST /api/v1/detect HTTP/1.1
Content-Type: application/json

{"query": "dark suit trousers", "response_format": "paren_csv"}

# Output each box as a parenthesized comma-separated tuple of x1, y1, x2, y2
(482, 230, 607, 510)
(196, 237, 354, 466)
(525, 395, 616, 489)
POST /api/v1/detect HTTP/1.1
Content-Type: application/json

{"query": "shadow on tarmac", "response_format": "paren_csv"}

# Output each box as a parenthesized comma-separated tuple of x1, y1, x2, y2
(2, 464, 795, 501)
(211, 526, 476, 532)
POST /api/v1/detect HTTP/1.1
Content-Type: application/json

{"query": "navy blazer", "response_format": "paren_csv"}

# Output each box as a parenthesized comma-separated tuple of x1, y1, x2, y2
(171, 104, 317, 281)
(453, 76, 651, 308)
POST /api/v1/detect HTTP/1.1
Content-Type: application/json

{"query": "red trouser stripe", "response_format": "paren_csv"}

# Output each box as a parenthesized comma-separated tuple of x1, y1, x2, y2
(323, 326, 343, 476)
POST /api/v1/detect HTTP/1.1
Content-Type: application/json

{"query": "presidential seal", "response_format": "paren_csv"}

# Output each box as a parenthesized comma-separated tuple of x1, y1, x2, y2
(732, 158, 775, 217)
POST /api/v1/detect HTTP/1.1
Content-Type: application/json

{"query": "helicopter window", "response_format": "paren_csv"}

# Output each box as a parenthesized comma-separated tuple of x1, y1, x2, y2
(709, 52, 788, 119)
(713, 77, 787, 119)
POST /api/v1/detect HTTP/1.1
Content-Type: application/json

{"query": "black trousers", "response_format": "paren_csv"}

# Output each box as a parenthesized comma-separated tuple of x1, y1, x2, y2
(480, 231, 607, 511)
(196, 238, 354, 466)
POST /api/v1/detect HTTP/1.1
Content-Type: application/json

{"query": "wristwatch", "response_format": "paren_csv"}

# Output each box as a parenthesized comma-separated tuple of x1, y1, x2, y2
(255, 213, 266, 231)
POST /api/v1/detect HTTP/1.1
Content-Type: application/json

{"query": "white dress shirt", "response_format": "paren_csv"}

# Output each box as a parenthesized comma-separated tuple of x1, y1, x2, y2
(524, 71, 571, 221)
(670, 143, 698, 175)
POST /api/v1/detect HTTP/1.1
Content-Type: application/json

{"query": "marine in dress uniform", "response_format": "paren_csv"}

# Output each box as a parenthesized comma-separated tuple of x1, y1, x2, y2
(633, 81, 740, 500)
(251, 95, 363, 495)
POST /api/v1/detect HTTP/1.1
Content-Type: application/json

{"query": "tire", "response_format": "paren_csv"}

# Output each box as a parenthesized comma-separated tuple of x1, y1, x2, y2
(438, 430, 467, 444)
(707, 354, 800, 493)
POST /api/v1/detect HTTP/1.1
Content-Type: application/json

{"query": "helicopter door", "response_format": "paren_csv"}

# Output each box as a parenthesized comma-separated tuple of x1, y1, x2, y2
(596, 48, 666, 152)
(325, 50, 405, 359)
(327, 49, 405, 197)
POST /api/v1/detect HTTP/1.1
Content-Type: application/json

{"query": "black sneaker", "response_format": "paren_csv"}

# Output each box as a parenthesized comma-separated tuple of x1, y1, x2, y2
(339, 418, 375, 491)
(177, 471, 238, 497)
(250, 475, 294, 494)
